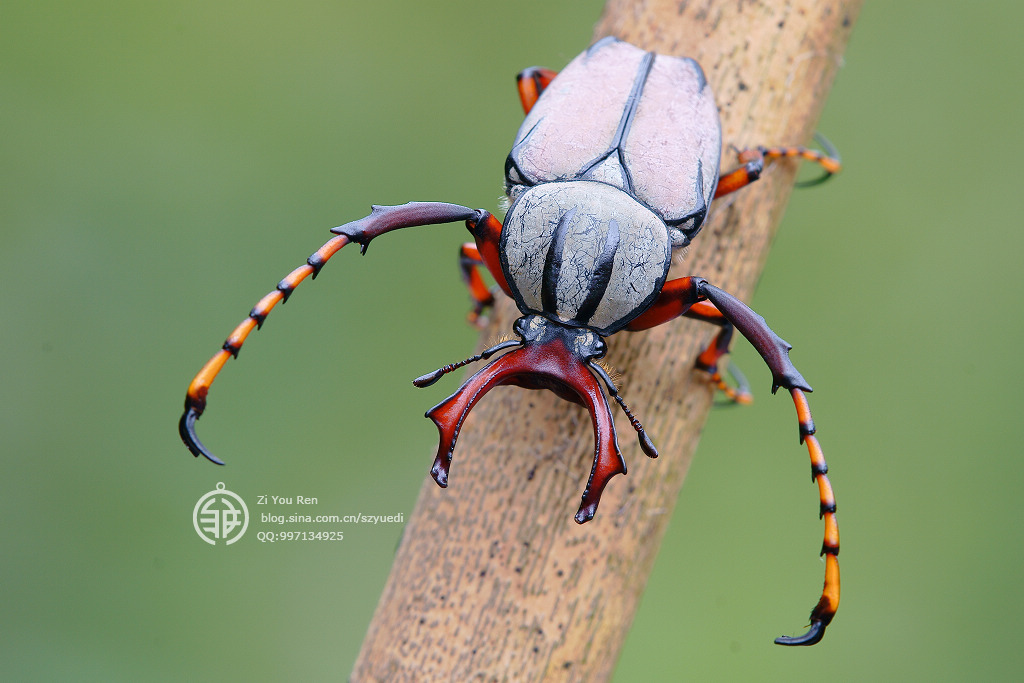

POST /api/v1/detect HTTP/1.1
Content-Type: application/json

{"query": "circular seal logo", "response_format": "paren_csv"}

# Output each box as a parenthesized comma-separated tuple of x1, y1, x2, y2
(193, 482, 249, 545)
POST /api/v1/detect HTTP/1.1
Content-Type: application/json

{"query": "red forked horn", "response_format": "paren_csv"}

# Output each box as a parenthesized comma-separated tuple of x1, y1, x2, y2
(418, 320, 654, 524)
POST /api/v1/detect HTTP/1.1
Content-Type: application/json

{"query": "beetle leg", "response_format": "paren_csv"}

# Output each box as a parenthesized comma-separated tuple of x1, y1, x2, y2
(773, 388, 840, 645)
(459, 243, 496, 328)
(468, 210, 514, 300)
(331, 201, 484, 252)
(181, 201, 496, 465)
(714, 134, 842, 198)
(516, 66, 558, 114)
(697, 282, 839, 646)
(627, 276, 840, 645)
(627, 285, 751, 403)
(179, 233, 352, 464)
(624, 276, 700, 330)
(684, 301, 754, 404)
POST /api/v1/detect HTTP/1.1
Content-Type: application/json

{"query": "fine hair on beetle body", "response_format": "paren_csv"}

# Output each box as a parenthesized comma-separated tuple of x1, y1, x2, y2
(180, 36, 842, 647)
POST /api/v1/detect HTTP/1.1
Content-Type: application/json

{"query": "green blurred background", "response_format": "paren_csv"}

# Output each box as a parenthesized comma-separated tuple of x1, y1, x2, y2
(3, 1, 1021, 680)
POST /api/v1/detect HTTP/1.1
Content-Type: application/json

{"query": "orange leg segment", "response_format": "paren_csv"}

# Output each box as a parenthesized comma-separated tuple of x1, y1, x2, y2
(459, 243, 496, 327)
(179, 233, 351, 464)
(714, 136, 842, 199)
(627, 285, 751, 403)
(180, 201, 499, 465)
(469, 210, 512, 301)
(774, 387, 840, 645)
(516, 66, 558, 114)
(686, 301, 753, 404)
(629, 276, 841, 645)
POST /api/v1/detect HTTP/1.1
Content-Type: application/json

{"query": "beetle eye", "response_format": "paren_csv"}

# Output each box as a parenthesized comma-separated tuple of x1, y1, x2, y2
(504, 155, 528, 187)
(668, 227, 689, 249)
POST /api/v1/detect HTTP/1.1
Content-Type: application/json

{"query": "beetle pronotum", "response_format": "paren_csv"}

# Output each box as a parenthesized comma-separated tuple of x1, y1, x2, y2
(180, 37, 842, 646)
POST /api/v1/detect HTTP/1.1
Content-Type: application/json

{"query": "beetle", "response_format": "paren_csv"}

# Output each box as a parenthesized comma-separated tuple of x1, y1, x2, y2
(179, 37, 841, 646)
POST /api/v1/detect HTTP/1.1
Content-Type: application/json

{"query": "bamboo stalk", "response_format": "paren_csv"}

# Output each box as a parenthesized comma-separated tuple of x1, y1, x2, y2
(351, 1, 860, 680)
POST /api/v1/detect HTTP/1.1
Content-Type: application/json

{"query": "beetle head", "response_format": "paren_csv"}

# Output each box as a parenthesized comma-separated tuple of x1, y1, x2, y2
(512, 314, 606, 360)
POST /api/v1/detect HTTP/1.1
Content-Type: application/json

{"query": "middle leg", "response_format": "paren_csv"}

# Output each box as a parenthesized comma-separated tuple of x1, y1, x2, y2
(627, 280, 751, 403)
(516, 66, 558, 113)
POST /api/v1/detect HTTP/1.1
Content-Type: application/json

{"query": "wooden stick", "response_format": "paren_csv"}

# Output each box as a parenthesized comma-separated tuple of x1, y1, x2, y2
(351, 1, 861, 680)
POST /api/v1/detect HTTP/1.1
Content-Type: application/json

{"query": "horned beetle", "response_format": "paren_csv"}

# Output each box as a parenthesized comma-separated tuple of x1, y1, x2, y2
(180, 37, 842, 645)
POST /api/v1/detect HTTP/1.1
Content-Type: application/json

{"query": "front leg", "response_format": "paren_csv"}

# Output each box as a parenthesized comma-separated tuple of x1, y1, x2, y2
(334, 202, 513, 324)
(628, 276, 840, 646)
(181, 201, 500, 466)
(331, 202, 483, 252)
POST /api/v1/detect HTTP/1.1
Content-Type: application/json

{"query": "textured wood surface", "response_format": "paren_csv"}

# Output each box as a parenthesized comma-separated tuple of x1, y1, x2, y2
(352, 1, 860, 680)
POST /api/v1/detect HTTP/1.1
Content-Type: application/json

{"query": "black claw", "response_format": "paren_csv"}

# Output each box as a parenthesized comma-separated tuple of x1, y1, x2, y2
(726, 360, 752, 398)
(774, 620, 826, 646)
(178, 406, 225, 465)
(795, 132, 840, 189)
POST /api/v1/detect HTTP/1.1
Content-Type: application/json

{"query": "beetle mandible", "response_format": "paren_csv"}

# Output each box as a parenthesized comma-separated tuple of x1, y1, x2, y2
(179, 37, 841, 646)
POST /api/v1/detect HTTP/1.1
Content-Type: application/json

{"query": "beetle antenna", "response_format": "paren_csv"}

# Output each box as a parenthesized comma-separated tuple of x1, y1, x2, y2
(413, 338, 521, 388)
(588, 360, 658, 458)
